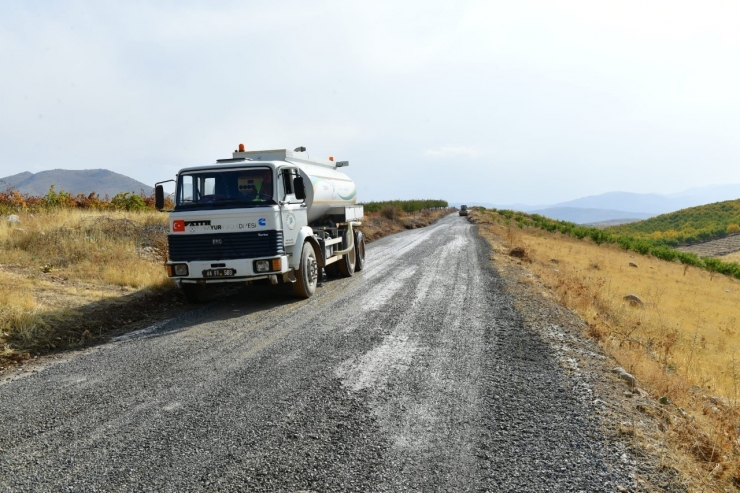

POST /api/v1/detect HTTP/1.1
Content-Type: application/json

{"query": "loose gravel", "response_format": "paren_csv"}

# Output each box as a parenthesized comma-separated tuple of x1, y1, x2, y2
(0, 214, 679, 491)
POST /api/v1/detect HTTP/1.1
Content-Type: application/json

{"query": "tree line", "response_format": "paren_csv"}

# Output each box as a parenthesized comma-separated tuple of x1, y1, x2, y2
(360, 199, 449, 214)
(0, 185, 173, 214)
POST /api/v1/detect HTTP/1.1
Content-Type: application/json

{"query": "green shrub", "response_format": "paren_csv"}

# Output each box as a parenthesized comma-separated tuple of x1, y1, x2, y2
(380, 205, 401, 220)
(111, 192, 147, 211)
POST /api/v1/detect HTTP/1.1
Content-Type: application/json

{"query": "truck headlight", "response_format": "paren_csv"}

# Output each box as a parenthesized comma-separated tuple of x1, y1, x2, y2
(171, 264, 189, 276)
(254, 260, 270, 273)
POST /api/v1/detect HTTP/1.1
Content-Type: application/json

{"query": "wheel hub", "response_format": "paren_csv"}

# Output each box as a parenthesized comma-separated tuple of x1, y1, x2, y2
(307, 257, 318, 284)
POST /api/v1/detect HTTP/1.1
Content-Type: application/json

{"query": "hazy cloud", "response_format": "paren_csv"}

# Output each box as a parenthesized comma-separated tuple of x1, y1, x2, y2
(425, 147, 480, 159)
(1, 1, 739, 205)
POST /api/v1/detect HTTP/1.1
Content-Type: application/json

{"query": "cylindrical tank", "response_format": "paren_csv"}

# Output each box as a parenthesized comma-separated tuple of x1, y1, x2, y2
(291, 161, 358, 223)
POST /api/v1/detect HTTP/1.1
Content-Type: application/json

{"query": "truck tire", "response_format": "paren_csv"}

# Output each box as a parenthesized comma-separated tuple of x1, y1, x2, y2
(354, 230, 366, 272)
(337, 231, 356, 277)
(293, 242, 318, 298)
(181, 284, 208, 303)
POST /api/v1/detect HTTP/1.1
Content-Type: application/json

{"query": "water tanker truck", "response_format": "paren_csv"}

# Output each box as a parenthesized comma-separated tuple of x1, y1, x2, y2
(154, 145, 365, 302)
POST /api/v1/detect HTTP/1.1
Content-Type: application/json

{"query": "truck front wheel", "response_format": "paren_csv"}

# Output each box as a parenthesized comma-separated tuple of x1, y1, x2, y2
(293, 242, 318, 298)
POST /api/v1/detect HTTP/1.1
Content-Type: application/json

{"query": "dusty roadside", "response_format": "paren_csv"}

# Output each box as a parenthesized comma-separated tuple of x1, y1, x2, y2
(0, 208, 453, 372)
(474, 217, 689, 491)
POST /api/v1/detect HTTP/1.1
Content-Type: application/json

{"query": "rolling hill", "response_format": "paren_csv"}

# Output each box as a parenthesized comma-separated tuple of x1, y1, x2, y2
(0, 169, 153, 198)
(606, 199, 740, 246)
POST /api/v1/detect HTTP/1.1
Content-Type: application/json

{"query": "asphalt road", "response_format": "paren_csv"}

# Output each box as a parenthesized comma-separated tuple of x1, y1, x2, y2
(0, 214, 640, 492)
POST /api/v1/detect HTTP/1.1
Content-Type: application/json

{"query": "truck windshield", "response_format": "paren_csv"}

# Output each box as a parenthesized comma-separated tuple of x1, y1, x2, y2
(175, 168, 275, 210)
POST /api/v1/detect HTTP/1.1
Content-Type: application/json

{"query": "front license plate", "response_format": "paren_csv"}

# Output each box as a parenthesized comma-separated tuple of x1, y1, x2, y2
(203, 268, 236, 278)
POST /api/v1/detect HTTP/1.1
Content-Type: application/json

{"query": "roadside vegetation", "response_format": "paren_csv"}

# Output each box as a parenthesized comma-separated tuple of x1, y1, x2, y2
(0, 188, 451, 368)
(0, 184, 172, 213)
(495, 207, 740, 279)
(471, 207, 740, 491)
(359, 199, 448, 214)
(0, 208, 172, 360)
(359, 200, 452, 241)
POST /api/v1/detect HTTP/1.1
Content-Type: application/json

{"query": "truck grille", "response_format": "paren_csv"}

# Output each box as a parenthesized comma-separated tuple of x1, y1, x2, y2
(168, 231, 284, 261)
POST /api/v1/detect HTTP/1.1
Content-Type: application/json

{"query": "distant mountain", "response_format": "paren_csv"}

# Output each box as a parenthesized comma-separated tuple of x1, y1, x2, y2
(530, 207, 653, 224)
(2, 171, 34, 185)
(667, 183, 740, 202)
(586, 218, 645, 228)
(552, 192, 671, 215)
(0, 169, 153, 198)
(487, 183, 740, 224)
(547, 184, 740, 215)
(450, 201, 547, 212)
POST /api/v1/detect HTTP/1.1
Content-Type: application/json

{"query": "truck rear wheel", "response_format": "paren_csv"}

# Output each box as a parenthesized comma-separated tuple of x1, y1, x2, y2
(293, 242, 318, 298)
(181, 284, 208, 303)
(338, 231, 356, 277)
(354, 230, 366, 272)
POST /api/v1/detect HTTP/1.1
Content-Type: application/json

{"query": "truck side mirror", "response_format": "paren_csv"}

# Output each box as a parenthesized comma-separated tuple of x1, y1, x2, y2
(155, 185, 165, 210)
(294, 176, 306, 200)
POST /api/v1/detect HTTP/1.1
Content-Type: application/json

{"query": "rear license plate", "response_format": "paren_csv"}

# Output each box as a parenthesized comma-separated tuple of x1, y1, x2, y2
(203, 268, 236, 278)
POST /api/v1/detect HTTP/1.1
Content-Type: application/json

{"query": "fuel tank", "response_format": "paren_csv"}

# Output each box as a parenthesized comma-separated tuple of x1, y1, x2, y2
(230, 148, 359, 224)
(288, 160, 358, 224)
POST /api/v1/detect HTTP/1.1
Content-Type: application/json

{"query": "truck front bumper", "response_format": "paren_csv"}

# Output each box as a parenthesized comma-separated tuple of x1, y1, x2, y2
(166, 255, 291, 283)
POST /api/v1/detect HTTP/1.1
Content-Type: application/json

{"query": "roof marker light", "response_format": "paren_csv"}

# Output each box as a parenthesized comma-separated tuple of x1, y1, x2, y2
(329, 156, 334, 161)
(238, 143, 245, 152)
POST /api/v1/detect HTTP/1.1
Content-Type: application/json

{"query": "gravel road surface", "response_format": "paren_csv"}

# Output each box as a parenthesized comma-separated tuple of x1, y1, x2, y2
(1, 214, 652, 491)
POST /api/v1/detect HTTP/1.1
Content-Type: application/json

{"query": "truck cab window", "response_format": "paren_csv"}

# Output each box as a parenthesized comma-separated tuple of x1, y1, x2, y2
(282, 168, 294, 196)
(175, 168, 275, 210)
(280, 168, 301, 202)
(202, 177, 216, 196)
(180, 175, 194, 202)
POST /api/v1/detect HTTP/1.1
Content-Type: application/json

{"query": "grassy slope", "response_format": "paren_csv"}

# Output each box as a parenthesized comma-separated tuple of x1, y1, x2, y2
(607, 199, 740, 246)
(496, 206, 740, 279)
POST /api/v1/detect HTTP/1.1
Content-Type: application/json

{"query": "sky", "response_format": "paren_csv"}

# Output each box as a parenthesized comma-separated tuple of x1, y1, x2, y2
(1, 1, 739, 206)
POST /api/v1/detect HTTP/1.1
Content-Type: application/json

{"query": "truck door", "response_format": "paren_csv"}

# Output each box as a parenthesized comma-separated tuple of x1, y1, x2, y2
(278, 167, 307, 249)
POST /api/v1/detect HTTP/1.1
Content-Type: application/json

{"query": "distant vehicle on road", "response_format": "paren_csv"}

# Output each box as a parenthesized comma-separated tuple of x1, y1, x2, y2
(459, 205, 468, 216)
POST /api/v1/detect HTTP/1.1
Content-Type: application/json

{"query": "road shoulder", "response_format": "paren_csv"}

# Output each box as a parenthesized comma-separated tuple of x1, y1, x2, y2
(475, 224, 687, 491)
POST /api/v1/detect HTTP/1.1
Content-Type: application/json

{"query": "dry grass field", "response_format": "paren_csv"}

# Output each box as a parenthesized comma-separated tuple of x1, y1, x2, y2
(0, 210, 173, 360)
(471, 208, 740, 491)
